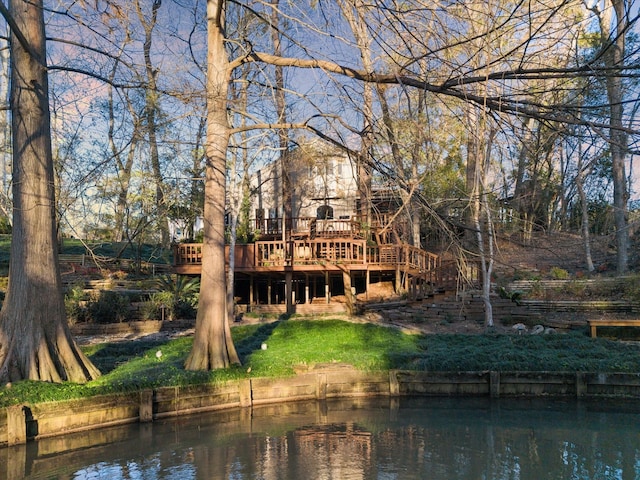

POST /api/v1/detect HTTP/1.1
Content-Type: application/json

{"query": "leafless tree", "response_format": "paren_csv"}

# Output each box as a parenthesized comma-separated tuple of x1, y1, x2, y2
(0, 0, 100, 382)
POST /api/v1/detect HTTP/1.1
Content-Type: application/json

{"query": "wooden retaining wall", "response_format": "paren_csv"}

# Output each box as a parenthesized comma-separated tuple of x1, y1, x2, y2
(2, 369, 640, 447)
(70, 319, 195, 336)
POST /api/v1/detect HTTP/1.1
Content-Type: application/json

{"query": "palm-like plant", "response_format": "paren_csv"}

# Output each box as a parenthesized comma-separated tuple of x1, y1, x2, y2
(156, 274, 201, 298)
(146, 275, 201, 321)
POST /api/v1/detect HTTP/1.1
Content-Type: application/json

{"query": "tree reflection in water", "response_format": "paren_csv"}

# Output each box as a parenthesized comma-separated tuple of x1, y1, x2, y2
(2, 397, 639, 479)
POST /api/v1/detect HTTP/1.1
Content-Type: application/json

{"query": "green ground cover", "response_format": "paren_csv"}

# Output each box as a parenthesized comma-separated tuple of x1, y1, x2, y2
(60, 238, 172, 265)
(0, 237, 172, 275)
(2, 319, 640, 408)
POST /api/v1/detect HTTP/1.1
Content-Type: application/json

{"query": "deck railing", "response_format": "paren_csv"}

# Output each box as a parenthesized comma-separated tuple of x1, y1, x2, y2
(174, 240, 438, 274)
(174, 243, 203, 265)
(256, 239, 367, 266)
(255, 217, 362, 239)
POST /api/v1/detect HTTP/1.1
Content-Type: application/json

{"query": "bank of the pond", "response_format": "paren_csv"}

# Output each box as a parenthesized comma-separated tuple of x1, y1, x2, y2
(2, 318, 640, 447)
(3, 368, 640, 447)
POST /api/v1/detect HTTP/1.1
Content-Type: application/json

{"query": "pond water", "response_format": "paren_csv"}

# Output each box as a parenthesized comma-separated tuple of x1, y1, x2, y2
(3, 396, 640, 479)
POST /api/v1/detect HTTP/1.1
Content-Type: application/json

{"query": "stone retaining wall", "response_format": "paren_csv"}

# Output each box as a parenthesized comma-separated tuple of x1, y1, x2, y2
(3, 369, 640, 447)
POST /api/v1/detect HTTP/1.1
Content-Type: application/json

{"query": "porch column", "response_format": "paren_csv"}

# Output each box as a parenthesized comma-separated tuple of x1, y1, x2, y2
(286, 270, 293, 314)
(305, 274, 310, 304)
(249, 275, 254, 307)
(325, 271, 330, 304)
(267, 278, 272, 305)
(365, 269, 370, 301)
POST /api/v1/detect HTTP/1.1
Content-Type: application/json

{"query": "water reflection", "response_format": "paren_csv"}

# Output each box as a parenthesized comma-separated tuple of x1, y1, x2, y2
(2, 397, 639, 479)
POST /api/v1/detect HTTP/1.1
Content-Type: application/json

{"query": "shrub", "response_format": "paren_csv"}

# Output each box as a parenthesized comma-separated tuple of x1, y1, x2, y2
(149, 275, 200, 320)
(497, 286, 522, 304)
(512, 270, 540, 282)
(85, 290, 131, 323)
(528, 279, 544, 298)
(65, 284, 89, 324)
(141, 291, 174, 321)
(140, 276, 200, 321)
(174, 294, 198, 319)
(622, 275, 640, 303)
(0, 216, 11, 234)
(561, 280, 587, 298)
(549, 266, 570, 279)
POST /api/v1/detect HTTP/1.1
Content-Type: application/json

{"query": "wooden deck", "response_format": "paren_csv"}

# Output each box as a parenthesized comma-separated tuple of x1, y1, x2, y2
(172, 216, 454, 308)
(173, 239, 440, 277)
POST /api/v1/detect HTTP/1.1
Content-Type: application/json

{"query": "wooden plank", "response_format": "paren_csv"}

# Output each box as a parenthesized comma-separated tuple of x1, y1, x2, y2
(588, 319, 640, 337)
(58, 254, 86, 265)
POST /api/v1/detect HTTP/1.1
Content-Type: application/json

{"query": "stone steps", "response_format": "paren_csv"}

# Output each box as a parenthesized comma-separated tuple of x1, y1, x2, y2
(364, 294, 541, 326)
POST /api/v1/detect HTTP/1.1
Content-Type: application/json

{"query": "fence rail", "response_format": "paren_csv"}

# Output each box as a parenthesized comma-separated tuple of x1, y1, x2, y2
(174, 241, 439, 274)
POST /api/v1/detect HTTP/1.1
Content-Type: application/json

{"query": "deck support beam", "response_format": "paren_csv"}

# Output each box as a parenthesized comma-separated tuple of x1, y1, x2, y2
(325, 271, 330, 304)
(365, 270, 370, 301)
(305, 274, 310, 304)
(286, 270, 293, 314)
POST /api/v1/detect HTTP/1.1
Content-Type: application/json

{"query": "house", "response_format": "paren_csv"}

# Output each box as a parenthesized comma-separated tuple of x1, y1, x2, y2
(173, 142, 447, 314)
(251, 141, 359, 237)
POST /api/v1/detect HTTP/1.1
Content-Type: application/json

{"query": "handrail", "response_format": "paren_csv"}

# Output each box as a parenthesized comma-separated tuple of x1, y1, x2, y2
(174, 243, 202, 265)
(174, 240, 439, 274)
(255, 216, 363, 239)
(256, 239, 367, 266)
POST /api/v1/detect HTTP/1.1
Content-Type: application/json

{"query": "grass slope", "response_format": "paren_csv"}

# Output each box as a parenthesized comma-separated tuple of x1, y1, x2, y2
(1, 319, 640, 407)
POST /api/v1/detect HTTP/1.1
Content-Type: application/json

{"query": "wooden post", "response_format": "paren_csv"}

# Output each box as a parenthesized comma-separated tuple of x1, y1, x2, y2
(285, 270, 293, 314)
(239, 379, 252, 407)
(576, 372, 587, 398)
(490, 371, 501, 398)
(317, 373, 327, 400)
(249, 275, 254, 307)
(365, 269, 370, 300)
(139, 390, 153, 423)
(389, 370, 400, 396)
(305, 274, 310, 304)
(6, 405, 27, 446)
(405, 245, 409, 284)
(267, 278, 272, 305)
(325, 272, 330, 304)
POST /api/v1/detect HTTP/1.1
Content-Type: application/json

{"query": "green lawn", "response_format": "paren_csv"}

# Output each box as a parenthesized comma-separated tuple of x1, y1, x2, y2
(1, 319, 640, 407)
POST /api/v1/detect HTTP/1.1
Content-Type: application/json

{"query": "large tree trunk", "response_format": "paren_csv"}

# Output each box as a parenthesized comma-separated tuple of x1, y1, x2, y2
(590, 0, 629, 272)
(0, 0, 100, 383)
(604, 0, 629, 273)
(0, 25, 10, 218)
(185, 0, 240, 371)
